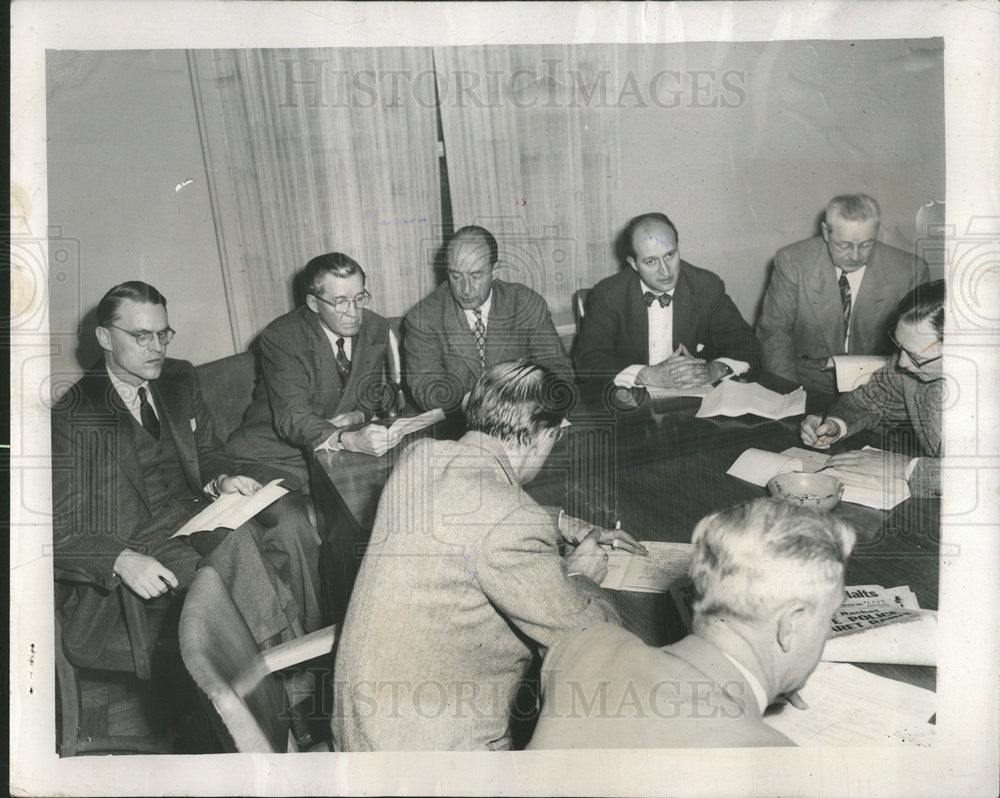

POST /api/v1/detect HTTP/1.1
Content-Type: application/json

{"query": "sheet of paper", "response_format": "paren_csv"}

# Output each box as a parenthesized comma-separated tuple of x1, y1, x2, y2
(385, 407, 445, 443)
(645, 384, 713, 399)
(780, 447, 911, 510)
(823, 610, 937, 666)
(763, 662, 936, 746)
(172, 479, 288, 538)
(832, 355, 890, 392)
(696, 381, 806, 420)
(726, 448, 801, 487)
(600, 541, 693, 593)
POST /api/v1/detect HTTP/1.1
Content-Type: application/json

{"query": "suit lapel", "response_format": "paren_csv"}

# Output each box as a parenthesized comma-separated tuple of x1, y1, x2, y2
(671, 266, 696, 353)
(337, 311, 380, 413)
(851, 245, 891, 353)
(623, 271, 650, 363)
(149, 371, 202, 492)
(803, 245, 846, 355)
(306, 310, 347, 412)
(82, 369, 152, 512)
(484, 281, 508, 365)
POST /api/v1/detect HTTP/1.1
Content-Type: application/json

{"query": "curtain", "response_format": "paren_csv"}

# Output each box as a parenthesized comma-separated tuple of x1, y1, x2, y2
(190, 48, 442, 346)
(434, 45, 622, 325)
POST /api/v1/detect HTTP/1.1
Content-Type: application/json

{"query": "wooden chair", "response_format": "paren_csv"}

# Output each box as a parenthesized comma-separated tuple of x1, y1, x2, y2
(54, 574, 175, 756)
(178, 566, 338, 753)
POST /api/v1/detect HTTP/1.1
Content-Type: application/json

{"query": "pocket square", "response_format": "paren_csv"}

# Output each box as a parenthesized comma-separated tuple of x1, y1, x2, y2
(696, 343, 705, 353)
(190, 417, 197, 431)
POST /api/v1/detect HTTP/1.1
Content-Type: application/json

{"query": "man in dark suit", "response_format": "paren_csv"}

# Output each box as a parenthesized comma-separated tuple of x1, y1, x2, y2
(575, 212, 761, 388)
(528, 498, 856, 749)
(403, 225, 573, 411)
(227, 252, 398, 489)
(52, 282, 305, 668)
(758, 194, 929, 394)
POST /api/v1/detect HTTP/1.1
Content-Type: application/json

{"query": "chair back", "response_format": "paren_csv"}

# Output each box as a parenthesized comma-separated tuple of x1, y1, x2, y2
(179, 566, 290, 753)
(194, 350, 259, 442)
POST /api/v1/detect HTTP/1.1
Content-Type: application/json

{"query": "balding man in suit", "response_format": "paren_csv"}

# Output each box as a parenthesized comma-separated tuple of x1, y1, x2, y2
(403, 226, 573, 411)
(758, 194, 929, 394)
(528, 498, 855, 749)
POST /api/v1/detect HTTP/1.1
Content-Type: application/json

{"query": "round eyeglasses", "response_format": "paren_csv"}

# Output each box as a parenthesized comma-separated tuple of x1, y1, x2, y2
(110, 324, 176, 347)
(311, 291, 372, 314)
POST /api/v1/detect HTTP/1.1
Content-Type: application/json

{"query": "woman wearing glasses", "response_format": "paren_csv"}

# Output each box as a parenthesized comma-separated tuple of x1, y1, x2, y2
(800, 280, 945, 497)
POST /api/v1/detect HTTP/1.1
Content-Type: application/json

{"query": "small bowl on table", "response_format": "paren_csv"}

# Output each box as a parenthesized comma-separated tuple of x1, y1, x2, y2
(766, 472, 844, 512)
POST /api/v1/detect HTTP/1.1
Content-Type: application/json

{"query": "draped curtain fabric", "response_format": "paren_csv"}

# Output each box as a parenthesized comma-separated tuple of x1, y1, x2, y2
(434, 45, 622, 325)
(191, 48, 442, 346)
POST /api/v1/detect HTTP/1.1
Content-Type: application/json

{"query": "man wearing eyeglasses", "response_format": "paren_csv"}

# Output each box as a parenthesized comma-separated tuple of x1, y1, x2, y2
(758, 194, 929, 394)
(800, 280, 945, 498)
(227, 252, 398, 491)
(403, 225, 573, 412)
(51, 281, 307, 670)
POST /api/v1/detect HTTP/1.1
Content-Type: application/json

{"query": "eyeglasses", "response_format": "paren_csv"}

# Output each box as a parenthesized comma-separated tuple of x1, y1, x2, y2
(828, 239, 876, 255)
(889, 331, 942, 367)
(311, 291, 372, 314)
(109, 324, 175, 347)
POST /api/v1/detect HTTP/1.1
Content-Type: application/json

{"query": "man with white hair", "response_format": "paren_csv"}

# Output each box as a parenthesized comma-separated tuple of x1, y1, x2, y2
(527, 498, 856, 749)
(758, 194, 929, 394)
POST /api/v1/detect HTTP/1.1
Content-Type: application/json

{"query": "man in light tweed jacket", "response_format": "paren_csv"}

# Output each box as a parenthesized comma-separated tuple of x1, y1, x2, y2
(800, 280, 945, 497)
(333, 360, 642, 750)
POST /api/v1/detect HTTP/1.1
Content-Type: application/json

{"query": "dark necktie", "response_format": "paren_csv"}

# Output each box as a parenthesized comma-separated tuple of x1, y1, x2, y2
(138, 386, 160, 440)
(472, 308, 487, 368)
(838, 273, 852, 348)
(335, 337, 352, 377)
(644, 291, 672, 308)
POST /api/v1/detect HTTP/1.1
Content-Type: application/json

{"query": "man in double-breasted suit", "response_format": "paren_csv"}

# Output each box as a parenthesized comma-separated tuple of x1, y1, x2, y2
(227, 252, 398, 489)
(52, 282, 304, 668)
(333, 360, 643, 751)
(528, 498, 856, 749)
(758, 194, 929, 394)
(403, 225, 573, 411)
(575, 212, 761, 388)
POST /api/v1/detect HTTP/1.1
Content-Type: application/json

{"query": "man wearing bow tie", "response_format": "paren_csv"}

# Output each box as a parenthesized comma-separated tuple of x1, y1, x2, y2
(575, 213, 760, 387)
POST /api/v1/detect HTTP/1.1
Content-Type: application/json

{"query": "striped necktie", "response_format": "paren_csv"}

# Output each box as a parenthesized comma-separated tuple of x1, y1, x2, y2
(472, 308, 487, 368)
(838, 273, 852, 349)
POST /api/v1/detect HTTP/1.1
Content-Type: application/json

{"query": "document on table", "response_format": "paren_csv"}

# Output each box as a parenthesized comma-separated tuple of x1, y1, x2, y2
(600, 541, 694, 593)
(763, 662, 936, 746)
(172, 479, 288, 538)
(385, 407, 445, 445)
(823, 610, 937, 666)
(696, 381, 806, 420)
(831, 355, 889, 392)
(781, 446, 911, 509)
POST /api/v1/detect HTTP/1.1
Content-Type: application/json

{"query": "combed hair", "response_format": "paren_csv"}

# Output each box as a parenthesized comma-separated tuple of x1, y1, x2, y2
(826, 194, 881, 223)
(96, 281, 167, 328)
(465, 359, 572, 446)
(689, 498, 856, 628)
(897, 279, 946, 339)
(448, 225, 499, 267)
(303, 252, 366, 295)
(622, 212, 679, 260)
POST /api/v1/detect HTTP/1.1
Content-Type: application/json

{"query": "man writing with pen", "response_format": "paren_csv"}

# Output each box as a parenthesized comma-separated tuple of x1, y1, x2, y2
(799, 280, 945, 498)
(333, 359, 646, 751)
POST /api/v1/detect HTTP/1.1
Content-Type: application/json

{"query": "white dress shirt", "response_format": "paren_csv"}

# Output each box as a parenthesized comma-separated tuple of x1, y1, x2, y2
(107, 367, 158, 426)
(320, 323, 354, 361)
(721, 651, 769, 714)
(462, 291, 493, 333)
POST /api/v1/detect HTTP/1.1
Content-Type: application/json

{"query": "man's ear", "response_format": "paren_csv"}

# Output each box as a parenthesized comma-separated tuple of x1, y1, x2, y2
(775, 601, 808, 653)
(626, 257, 638, 273)
(305, 294, 318, 314)
(95, 326, 112, 352)
(820, 221, 830, 242)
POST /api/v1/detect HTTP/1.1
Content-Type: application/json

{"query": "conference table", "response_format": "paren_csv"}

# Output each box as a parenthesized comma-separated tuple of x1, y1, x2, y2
(310, 377, 939, 694)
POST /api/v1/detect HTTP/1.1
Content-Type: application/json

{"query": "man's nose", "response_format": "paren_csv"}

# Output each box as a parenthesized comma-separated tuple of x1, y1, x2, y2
(148, 336, 165, 353)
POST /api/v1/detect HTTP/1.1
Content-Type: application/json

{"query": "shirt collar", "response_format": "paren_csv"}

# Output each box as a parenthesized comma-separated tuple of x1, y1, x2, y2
(106, 364, 149, 409)
(464, 290, 493, 318)
(721, 652, 769, 714)
(320, 322, 353, 354)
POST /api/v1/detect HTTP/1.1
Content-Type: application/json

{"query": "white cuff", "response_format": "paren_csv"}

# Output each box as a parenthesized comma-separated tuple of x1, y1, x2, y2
(614, 364, 646, 388)
(314, 431, 343, 453)
(714, 357, 749, 378)
(203, 476, 224, 498)
(905, 457, 920, 480)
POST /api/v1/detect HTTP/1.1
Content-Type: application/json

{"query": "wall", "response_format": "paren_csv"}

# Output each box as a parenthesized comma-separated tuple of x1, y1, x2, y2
(46, 49, 233, 394)
(616, 39, 945, 324)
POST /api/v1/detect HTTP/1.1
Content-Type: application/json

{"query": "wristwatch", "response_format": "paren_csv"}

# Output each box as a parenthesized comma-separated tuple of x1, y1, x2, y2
(714, 362, 734, 384)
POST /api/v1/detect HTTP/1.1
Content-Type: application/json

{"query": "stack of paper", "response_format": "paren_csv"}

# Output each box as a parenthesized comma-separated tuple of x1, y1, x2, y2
(764, 662, 936, 746)
(385, 407, 445, 445)
(600, 541, 693, 593)
(172, 479, 288, 538)
(696, 381, 806, 420)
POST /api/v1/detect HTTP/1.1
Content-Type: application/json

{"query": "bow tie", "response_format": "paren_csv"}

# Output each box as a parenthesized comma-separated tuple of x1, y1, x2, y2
(644, 291, 672, 308)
